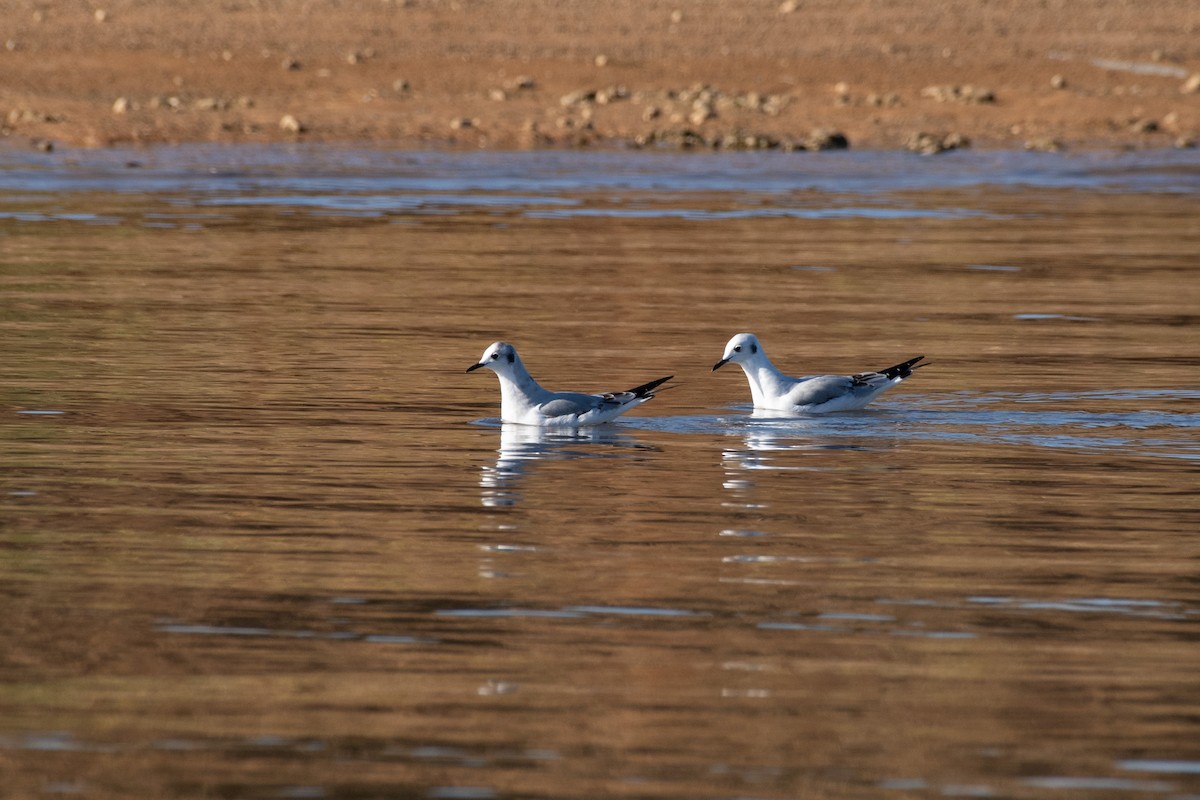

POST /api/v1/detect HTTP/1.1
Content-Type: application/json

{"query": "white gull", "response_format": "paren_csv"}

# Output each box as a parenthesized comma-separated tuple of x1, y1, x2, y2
(467, 341, 672, 426)
(712, 332, 924, 413)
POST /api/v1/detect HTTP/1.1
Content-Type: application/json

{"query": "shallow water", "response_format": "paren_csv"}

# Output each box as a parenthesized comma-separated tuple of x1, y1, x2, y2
(2, 145, 1199, 799)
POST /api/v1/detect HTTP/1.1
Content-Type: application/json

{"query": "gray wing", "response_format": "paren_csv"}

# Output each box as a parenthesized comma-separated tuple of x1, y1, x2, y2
(784, 375, 864, 407)
(537, 392, 609, 418)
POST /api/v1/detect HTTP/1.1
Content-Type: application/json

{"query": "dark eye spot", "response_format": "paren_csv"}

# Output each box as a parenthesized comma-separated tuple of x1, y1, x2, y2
(490, 352, 500, 359)
(750, 343, 757, 353)
(733, 345, 742, 352)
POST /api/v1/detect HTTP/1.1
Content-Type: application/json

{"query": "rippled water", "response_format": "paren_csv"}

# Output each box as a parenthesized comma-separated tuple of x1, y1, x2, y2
(2, 145, 1199, 799)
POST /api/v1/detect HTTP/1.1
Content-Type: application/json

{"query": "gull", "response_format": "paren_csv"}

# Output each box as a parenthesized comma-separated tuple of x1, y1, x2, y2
(467, 341, 672, 426)
(712, 333, 925, 413)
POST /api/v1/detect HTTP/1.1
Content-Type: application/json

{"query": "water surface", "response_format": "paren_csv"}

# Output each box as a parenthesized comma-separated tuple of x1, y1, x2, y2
(2, 145, 1199, 799)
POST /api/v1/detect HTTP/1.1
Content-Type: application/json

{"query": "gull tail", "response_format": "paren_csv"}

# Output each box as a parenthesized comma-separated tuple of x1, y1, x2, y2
(626, 375, 674, 399)
(879, 356, 926, 380)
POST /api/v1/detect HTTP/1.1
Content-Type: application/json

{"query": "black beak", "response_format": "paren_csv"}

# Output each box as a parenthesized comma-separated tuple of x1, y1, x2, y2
(466, 363, 485, 373)
(712, 358, 729, 372)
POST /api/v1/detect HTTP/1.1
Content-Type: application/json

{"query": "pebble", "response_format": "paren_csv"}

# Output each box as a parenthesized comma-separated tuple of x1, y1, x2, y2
(282, 57, 301, 71)
(865, 92, 902, 108)
(393, 79, 411, 93)
(488, 88, 507, 102)
(906, 131, 969, 155)
(112, 97, 129, 114)
(1182, 73, 1200, 94)
(449, 116, 477, 130)
(1025, 137, 1064, 152)
(805, 128, 849, 150)
(689, 100, 715, 125)
(779, 0, 799, 12)
(279, 114, 304, 133)
(1129, 118, 1159, 134)
(504, 76, 536, 92)
(920, 84, 995, 104)
(7, 109, 61, 124)
(560, 89, 596, 107)
(595, 85, 629, 104)
(1050, 74, 1068, 90)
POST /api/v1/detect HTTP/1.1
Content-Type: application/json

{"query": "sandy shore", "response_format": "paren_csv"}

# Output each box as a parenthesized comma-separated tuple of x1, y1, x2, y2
(2, 0, 1199, 152)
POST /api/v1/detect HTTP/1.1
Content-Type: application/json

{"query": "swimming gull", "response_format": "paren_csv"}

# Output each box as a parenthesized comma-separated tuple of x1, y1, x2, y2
(468, 341, 672, 426)
(713, 333, 924, 413)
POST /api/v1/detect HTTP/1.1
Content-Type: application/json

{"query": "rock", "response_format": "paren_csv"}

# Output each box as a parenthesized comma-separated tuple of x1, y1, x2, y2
(489, 89, 507, 102)
(595, 85, 629, 104)
(1024, 137, 1064, 152)
(1175, 136, 1197, 149)
(282, 57, 301, 71)
(594, 54, 608, 67)
(805, 128, 849, 150)
(449, 116, 476, 130)
(921, 84, 995, 104)
(505, 76, 536, 92)
(689, 105, 715, 125)
(8, 108, 61, 125)
(779, 0, 799, 12)
(560, 89, 596, 107)
(94, 9, 108, 23)
(279, 114, 304, 133)
(866, 92, 902, 108)
(32, 138, 54, 152)
(1182, 73, 1200, 94)
(905, 131, 969, 155)
(670, 9, 683, 23)
(393, 79, 411, 93)
(112, 97, 129, 114)
(1050, 74, 1068, 90)
(1129, 118, 1159, 134)
(642, 105, 661, 122)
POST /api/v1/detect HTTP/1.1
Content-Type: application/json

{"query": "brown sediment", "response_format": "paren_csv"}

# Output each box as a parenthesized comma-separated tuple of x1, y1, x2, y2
(1, 0, 1198, 151)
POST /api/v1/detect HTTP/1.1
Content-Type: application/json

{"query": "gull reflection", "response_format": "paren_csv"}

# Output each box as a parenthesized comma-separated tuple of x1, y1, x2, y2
(481, 423, 654, 507)
(721, 411, 870, 498)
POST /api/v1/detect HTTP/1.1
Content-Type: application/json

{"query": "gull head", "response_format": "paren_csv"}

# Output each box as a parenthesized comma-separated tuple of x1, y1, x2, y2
(712, 332, 762, 372)
(467, 341, 519, 374)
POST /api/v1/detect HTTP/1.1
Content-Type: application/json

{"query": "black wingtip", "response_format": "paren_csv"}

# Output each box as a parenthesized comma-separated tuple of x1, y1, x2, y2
(879, 355, 926, 380)
(628, 375, 674, 398)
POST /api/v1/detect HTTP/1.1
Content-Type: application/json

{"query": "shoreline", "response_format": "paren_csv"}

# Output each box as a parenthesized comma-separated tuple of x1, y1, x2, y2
(3, 1, 1198, 154)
